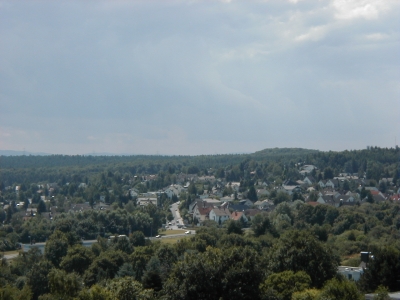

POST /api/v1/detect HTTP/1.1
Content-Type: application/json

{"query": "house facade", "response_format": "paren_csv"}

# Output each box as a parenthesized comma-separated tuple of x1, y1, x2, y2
(209, 208, 230, 224)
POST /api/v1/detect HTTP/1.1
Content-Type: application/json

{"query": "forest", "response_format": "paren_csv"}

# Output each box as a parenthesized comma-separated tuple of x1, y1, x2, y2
(0, 147, 399, 299)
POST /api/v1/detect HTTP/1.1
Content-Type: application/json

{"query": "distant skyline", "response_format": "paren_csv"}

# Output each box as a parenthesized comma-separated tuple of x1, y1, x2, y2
(1, 0, 399, 155)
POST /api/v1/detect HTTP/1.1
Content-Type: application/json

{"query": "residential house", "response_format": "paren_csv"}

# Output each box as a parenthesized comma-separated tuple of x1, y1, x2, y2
(254, 199, 273, 211)
(209, 208, 230, 224)
(317, 194, 355, 207)
(137, 197, 158, 207)
(211, 189, 223, 198)
(280, 185, 302, 195)
(239, 199, 253, 206)
(193, 205, 213, 223)
(345, 191, 360, 200)
(303, 176, 316, 186)
(318, 189, 341, 198)
(325, 179, 339, 189)
(220, 196, 234, 202)
(283, 179, 298, 186)
(299, 165, 317, 176)
(231, 211, 248, 223)
(318, 180, 327, 188)
(337, 195, 356, 204)
(164, 184, 185, 199)
(226, 182, 241, 192)
(25, 208, 37, 217)
(257, 189, 270, 198)
(370, 194, 386, 202)
(255, 180, 268, 187)
(203, 198, 222, 206)
(389, 194, 400, 202)
(228, 204, 250, 212)
(188, 199, 202, 214)
(317, 195, 339, 207)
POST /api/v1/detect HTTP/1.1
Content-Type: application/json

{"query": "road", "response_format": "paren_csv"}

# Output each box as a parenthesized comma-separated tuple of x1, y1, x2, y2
(169, 201, 185, 230)
(149, 231, 195, 240)
(3, 253, 19, 260)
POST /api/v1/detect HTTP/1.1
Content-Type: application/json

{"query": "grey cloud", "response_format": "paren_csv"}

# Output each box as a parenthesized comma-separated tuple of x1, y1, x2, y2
(0, 0, 399, 154)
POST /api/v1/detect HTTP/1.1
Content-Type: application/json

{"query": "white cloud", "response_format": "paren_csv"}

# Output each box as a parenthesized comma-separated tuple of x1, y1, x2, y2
(364, 33, 390, 40)
(332, 0, 393, 20)
(295, 25, 328, 42)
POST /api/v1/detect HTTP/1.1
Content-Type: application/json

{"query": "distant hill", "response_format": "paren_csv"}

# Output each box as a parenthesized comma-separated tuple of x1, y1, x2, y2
(252, 147, 319, 157)
(0, 150, 50, 156)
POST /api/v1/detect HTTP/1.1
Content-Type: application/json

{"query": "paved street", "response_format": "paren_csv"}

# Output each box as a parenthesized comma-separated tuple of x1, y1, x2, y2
(3, 253, 19, 260)
(169, 201, 185, 229)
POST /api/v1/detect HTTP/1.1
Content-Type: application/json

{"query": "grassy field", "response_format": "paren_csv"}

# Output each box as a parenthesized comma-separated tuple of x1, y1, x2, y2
(158, 229, 186, 235)
(1, 250, 20, 256)
(160, 236, 189, 244)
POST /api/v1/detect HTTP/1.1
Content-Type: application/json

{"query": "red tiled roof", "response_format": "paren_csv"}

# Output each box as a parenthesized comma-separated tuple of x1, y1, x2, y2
(197, 206, 213, 215)
(231, 211, 244, 221)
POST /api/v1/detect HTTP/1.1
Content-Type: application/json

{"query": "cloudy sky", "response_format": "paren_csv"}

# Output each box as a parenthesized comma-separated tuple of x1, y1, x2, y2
(1, 0, 399, 155)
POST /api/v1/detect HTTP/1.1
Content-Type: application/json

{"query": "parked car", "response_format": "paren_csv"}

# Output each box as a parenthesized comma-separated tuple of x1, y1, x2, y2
(156, 235, 161, 238)
(185, 231, 191, 234)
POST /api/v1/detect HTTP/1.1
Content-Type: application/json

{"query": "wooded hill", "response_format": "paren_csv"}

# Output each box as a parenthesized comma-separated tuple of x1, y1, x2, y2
(1, 147, 398, 184)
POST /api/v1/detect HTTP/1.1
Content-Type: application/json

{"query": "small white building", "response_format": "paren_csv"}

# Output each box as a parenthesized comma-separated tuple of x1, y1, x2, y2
(337, 266, 364, 281)
(137, 197, 158, 207)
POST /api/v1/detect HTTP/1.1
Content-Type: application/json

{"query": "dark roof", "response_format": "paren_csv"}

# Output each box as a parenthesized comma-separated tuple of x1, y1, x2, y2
(211, 208, 230, 217)
(229, 204, 250, 212)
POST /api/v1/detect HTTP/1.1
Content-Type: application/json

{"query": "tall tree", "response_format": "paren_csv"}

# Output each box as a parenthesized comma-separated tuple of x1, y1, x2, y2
(267, 230, 339, 288)
(319, 278, 363, 300)
(259, 270, 311, 300)
(163, 246, 263, 300)
(45, 230, 69, 267)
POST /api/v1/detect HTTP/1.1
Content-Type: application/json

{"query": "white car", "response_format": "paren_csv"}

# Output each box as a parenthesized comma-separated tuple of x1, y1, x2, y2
(185, 231, 191, 234)
(155, 235, 161, 238)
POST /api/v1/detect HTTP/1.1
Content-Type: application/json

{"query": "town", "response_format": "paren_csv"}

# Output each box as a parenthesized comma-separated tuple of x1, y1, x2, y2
(1, 147, 400, 299)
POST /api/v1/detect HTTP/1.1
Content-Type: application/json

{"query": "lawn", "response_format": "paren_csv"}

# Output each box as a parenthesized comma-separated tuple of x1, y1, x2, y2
(160, 236, 189, 244)
(2, 250, 20, 256)
(158, 229, 186, 235)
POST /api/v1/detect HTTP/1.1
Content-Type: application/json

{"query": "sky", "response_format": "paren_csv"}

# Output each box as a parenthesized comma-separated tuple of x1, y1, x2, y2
(0, 0, 399, 155)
